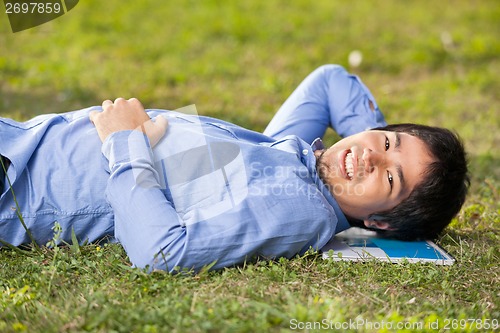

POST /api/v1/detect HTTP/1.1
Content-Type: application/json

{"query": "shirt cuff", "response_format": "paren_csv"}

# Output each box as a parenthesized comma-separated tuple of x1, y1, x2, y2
(101, 130, 153, 170)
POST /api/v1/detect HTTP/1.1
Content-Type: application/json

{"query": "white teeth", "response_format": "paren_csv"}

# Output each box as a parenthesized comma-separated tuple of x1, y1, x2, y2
(345, 152, 354, 179)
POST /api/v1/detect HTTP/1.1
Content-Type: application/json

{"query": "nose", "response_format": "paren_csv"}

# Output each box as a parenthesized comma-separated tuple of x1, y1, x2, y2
(362, 148, 386, 173)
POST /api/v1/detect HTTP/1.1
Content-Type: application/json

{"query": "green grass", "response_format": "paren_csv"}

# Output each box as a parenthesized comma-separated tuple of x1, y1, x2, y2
(0, 0, 499, 332)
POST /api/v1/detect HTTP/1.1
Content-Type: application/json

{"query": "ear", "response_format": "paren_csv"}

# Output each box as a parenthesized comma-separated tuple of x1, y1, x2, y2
(363, 220, 395, 230)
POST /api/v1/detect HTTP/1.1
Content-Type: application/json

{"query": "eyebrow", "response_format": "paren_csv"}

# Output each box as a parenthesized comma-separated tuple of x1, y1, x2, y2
(394, 133, 406, 192)
(395, 132, 401, 150)
(396, 163, 405, 192)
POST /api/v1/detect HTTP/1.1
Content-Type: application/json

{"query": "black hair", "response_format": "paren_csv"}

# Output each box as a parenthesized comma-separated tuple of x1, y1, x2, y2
(353, 124, 470, 240)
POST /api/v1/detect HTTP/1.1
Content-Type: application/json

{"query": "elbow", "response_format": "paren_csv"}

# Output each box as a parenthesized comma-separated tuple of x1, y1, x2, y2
(128, 251, 171, 273)
(126, 236, 189, 273)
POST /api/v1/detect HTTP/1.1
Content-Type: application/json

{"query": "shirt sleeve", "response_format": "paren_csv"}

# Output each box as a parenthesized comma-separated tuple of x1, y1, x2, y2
(325, 65, 387, 137)
(263, 64, 387, 143)
(102, 130, 188, 272)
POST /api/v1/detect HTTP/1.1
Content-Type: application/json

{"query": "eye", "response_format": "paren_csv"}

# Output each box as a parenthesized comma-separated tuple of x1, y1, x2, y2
(387, 170, 393, 189)
(384, 136, 390, 151)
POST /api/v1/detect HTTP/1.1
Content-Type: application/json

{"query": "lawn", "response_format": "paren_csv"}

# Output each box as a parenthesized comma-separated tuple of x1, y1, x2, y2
(0, 0, 499, 332)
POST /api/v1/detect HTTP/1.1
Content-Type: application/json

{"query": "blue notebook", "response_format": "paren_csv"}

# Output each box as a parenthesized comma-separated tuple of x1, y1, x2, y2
(321, 227, 455, 265)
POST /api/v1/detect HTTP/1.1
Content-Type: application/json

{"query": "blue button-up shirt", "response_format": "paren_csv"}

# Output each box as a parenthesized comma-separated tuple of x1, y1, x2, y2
(1, 66, 386, 272)
(0, 108, 348, 271)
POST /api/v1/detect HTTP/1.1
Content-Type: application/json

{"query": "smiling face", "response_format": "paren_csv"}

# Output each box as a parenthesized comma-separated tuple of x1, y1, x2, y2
(315, 130, 435, 227)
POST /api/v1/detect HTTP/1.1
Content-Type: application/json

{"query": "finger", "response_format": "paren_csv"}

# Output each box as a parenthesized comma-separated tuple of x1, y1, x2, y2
(114, 97, 126, 105)
(89, 110, 99, 123)
(102, 99, 113, 110)
(149, 116, 169, 145)
(144, 116, 169, 147)
(128, 97, 144, 109)
(154, 115, 169, 132)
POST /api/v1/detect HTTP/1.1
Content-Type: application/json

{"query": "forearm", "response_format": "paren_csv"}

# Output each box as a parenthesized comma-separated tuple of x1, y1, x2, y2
(102, 131, 187, 272)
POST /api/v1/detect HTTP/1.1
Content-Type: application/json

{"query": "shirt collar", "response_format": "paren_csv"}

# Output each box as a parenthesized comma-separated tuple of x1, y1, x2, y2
(311, 137, 325, 151)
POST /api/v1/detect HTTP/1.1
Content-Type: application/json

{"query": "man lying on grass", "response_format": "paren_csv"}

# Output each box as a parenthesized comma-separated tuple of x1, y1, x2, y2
(0, 65, 469, 272)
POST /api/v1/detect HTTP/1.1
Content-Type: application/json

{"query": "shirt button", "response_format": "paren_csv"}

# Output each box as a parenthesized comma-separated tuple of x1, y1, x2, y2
(302, 149, 309, 155)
